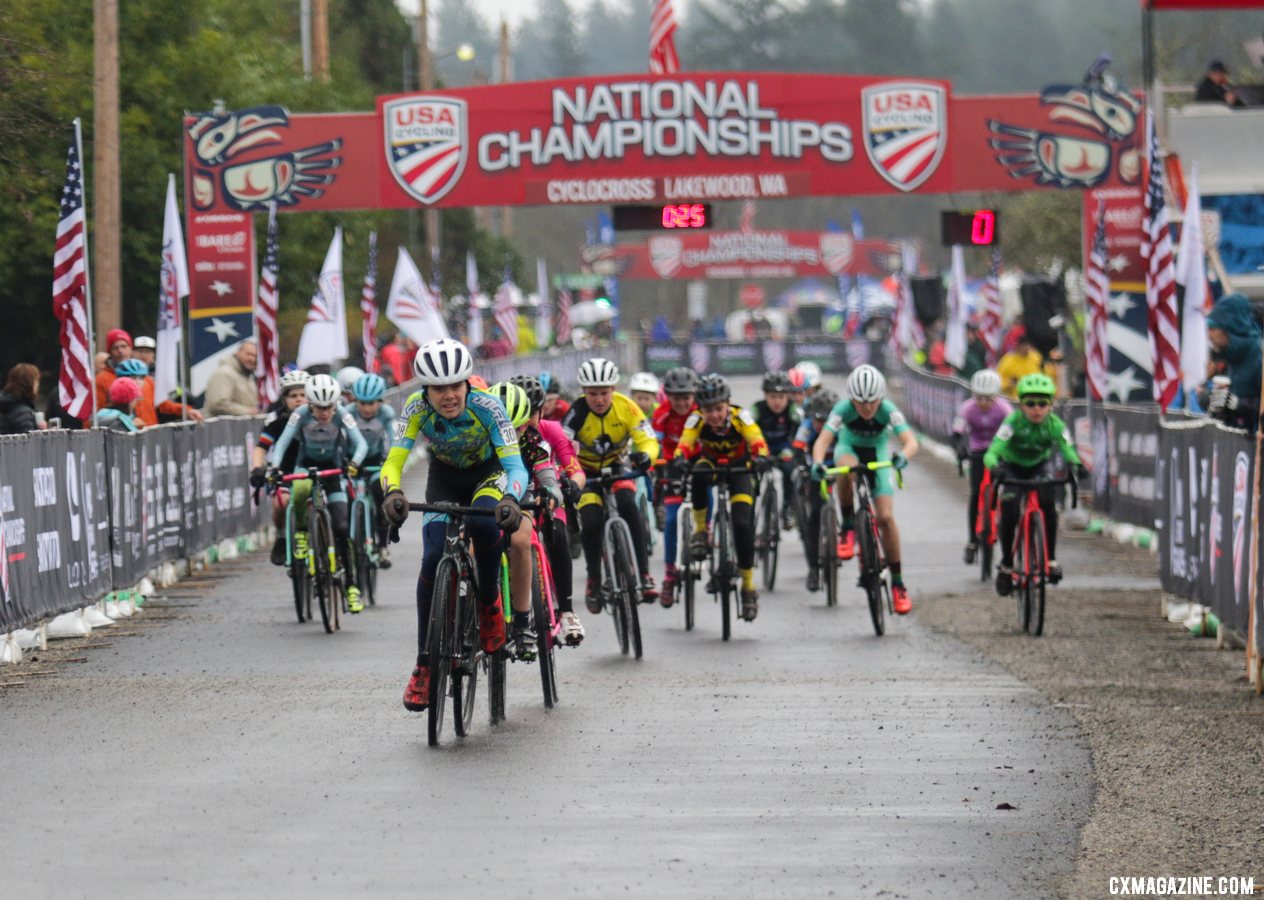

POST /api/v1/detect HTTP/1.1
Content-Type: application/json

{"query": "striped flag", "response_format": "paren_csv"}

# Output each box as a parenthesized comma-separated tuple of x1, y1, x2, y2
(1141, 109, 1180, 411)
(52, 124, 94, 421)
(556, 288, 573, 345)
(360, 232, 379, 373)
(254, 203, 280, 407)
(1084, 200, 1110, 401)
(649, 0, 680, 74)
(297, 227, 348, 369)
(494, 271, 521, 352)
(977, 249, 1004, 366)
(1174, 162, 1209, 394)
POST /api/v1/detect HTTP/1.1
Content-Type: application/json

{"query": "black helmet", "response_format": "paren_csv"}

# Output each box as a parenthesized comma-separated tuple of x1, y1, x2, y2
(662, 366, 698, 395)
(808, 389, 839, 421)
(508, 374, 545, 412)
(762, 370, 793, 393)
(695, 374, 731, 407)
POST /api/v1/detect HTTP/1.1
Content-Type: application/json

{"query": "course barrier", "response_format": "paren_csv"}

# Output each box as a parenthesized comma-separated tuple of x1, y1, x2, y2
(0, 417, 266, 635)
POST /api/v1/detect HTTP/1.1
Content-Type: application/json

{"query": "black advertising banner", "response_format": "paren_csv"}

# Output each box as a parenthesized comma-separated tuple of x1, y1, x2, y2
(1157, 420, 1254, 633)
(644, 343, 689, 374)
(182, 418, 260, 551)
(0, 430, 112, 633)
(106, 426, 186, 588)
(899, 361, 968, 445)
(1059, 401, 1160, 530)
(644, 339, 876, 377)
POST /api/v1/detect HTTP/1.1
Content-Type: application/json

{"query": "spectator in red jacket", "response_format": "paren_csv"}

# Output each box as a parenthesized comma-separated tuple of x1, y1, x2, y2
(378, 332, 417, 385)
(95, 328, 132, 411)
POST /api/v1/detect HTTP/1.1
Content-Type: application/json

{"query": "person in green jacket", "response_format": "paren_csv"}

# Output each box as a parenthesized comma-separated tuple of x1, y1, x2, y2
(983, 372, 1081, 595)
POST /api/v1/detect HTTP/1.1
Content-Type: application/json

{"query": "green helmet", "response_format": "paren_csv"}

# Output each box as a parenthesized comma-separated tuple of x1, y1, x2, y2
(1016, 373, 1055, 399)
(491, 381, 532, 427)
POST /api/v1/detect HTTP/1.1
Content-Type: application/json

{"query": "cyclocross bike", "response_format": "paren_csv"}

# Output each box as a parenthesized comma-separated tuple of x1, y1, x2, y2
(822, 460, 902, 637)
(754, 460, 780, 591)
(281, 467, 347, 634)
(816, 469, 841, 609)
(256, 478, 311, 625)
(683, 459, 758, 642)
(349, 465, 383, 608)
(989, 472, 1077, 637)
(587, 467, 647, 660)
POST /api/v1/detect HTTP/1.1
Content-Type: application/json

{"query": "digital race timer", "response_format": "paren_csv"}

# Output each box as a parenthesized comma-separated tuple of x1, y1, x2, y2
(612, 204, 713, 231)
(940, 209, 1000, 246)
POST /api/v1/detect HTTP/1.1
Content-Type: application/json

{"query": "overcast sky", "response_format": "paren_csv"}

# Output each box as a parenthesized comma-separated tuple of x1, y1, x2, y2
(398, 0, 691, 29)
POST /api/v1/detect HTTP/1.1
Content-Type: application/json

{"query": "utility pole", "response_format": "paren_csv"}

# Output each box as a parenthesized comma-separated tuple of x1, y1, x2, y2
(300, 0, 313, 78)
(498, 19, 513, 239)
(93, 0, 121, 344)
(419, 0, 440, 273)
(312, 0, 330, 81)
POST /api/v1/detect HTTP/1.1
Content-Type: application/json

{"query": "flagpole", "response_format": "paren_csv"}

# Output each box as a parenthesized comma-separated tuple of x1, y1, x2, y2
(75, 118, 99, 429)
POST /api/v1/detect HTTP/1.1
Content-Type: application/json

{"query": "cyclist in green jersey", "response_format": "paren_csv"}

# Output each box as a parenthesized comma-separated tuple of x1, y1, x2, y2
(810, 365, 919, 614)
(983, 372, 1081, 595)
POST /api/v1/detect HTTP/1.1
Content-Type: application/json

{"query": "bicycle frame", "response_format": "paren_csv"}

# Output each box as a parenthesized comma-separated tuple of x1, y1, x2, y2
(991, 475, 1078, 582)
(531, 508, 562, 647)
(281, 467, 345, 575)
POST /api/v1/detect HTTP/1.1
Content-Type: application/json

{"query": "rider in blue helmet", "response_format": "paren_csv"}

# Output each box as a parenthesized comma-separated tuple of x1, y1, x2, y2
(348, 371, 395, 566)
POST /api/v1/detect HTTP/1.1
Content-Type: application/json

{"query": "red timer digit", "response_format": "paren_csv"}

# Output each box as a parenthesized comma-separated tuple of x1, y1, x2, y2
(661, 203, 708, 229)
(970, 209, 996, 245)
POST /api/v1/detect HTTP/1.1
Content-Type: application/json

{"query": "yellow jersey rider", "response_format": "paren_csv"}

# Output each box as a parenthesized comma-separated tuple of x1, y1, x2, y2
(561, 358, 661, 612)
(670, 373, 771, 621)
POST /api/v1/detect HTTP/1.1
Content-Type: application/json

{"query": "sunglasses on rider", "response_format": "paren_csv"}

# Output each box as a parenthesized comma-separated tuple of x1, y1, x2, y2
(1022, 398, 1051, 409)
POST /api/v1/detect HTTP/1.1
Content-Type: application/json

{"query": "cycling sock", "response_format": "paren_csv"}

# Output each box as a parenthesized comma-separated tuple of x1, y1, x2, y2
(665, 562, 678, 577)
(740, 568, 755, 591)
(889, 561, 903, 586)
(842, 512, 854, 531)
(692, 508, 708, 532)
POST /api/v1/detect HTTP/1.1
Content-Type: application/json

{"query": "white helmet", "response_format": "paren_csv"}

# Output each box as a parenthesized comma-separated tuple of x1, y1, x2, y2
(413, 338, 474, 385)
(280, 369, 311, 391)
(306, 374, 341, 407)
(794, 361, 822, 389)
(628, 371, 660, 394)
(970, 369, 1003, 398)
(847, 364, 886, 403)
(576, 358, 620, 388)
(336, 366, 365, 393)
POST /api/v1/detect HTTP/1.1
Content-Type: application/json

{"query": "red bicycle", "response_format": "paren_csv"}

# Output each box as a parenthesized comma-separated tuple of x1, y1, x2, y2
(990, 472, 1076, 636)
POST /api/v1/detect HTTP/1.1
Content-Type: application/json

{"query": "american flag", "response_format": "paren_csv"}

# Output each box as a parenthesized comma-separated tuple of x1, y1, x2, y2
(977, 249, 1004, 366)
(1084, 200, 1110, 401)
(649, 0, 680, 74)
(494, 272, 520, 352)
(52, 128, 94, 421)
(556, 288, 573, 345)
(1141, 110, 1180, 411)
(740, 199, 756, 234)
(360, 231, 379, 373)
(255, 203, 281, 407)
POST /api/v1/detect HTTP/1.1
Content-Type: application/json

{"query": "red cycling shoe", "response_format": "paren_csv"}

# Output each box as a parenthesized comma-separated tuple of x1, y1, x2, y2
(892, 584, 911, 615)
(837, 531, 856, 561)
(403, 665, 430, 711)
(480, 600, 506, 655)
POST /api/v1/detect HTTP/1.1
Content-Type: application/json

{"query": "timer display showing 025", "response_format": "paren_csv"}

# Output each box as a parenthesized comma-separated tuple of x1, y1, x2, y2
(612, 204, 713, 231)
(940, 209, 1000, 246)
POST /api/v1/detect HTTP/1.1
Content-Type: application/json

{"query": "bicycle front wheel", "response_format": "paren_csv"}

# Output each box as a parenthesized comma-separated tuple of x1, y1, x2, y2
(427, 558, 458, 747)
(312, 512, 339, 634)
(680, 504, 696, 632)
(532, 545, 557, 708)
(289, 537, 308, 624)
(857, 506, 885, 637)
(1028, 509, 1047, 637)
(758, 482, 779, 591)
(821, 500, 839, 608)
(1013, 520, 1030, 633)
(450, 567, 480, 738)
(612, 520, 643, 659)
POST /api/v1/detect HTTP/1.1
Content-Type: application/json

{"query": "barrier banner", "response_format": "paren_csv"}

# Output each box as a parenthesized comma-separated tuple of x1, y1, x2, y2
(1158, 420, 1253, 633)
(1058, 401, 1161, 530)
(182, 418, 260, 552)
(644, 339, 869, 376)
(0, 430, 112, 633)
(106, 426, 187, 589)
(899, 361, 967, 445)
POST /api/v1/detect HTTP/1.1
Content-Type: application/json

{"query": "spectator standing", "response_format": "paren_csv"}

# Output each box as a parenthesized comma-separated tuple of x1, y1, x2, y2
(960, 322, 989, 380)
(133, 336, 157, 373)
(0, 363, 41, 434)
(94, 377, 141, 432)
(996, 328, 1052, 398)
(1194, 60, 1246, 108)
(115, 358, 203, 426)
(1204, 293, 1261, 431)
(204, 341, 260, 416)
(378, 332, 417, 386)
(95, 328, 132, 410)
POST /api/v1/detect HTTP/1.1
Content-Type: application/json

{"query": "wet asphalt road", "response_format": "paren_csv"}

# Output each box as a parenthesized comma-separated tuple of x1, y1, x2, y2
(1, 376, 1145, 898)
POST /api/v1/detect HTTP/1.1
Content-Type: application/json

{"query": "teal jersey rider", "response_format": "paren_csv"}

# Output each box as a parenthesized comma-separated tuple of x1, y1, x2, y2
(983, 410, 1081, 470)
(269, 403, 369, 472)
(824, 397, 910, 452)
(352, 402, 396, 465)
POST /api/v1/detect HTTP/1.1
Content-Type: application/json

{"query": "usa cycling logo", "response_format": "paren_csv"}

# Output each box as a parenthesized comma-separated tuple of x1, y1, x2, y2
(384, 97, 469, 205)
(861, 82, 947, 192)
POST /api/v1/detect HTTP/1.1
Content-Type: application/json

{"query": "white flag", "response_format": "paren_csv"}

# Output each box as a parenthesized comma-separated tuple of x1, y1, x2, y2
(465, 250, 484, 347)
(386, 246, 449, 345)
(297, 227, 348, 369)
(1174, 163, 1209, 393)
(943, 244, 968, 370)
(156, 173, 189, 400)
(535, 257, 551, 348)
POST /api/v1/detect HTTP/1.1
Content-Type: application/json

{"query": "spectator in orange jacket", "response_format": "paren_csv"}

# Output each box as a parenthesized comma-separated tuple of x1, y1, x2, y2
(114, 359, 203, 426)
(94, 328, 133, 411)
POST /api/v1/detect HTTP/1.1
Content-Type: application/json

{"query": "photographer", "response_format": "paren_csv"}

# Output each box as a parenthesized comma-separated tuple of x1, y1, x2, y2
(1202, 293, 1261, 432)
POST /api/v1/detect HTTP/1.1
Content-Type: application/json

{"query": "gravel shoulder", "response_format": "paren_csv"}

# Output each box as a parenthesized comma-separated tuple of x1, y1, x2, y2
(914, 459, 1264, 899)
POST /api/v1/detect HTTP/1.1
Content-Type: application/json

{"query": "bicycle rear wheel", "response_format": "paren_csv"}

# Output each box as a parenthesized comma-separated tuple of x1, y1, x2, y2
(289, 540, 308, 624)
(821, 501, 839, 608)
(450, 569, 479, 738)
(1028, 510, 1047, 637)
(680, 504, 696, 632)
(758, 483, 779, 591)
(489, 650, 507, 726)
(427, 559, 457, 747)
(312, 512, 339, 634)
(857, 507, 885, 636)
(612, 520, 643, 659)
(532, 545, 557, 708)
(1013, 522, 1030, 633)
(715, 505, 733, 641)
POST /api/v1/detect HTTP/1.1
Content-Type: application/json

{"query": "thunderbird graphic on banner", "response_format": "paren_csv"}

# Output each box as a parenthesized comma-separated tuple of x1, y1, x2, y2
(861, 82, 947, 192)
(383, 97, 469, 205)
